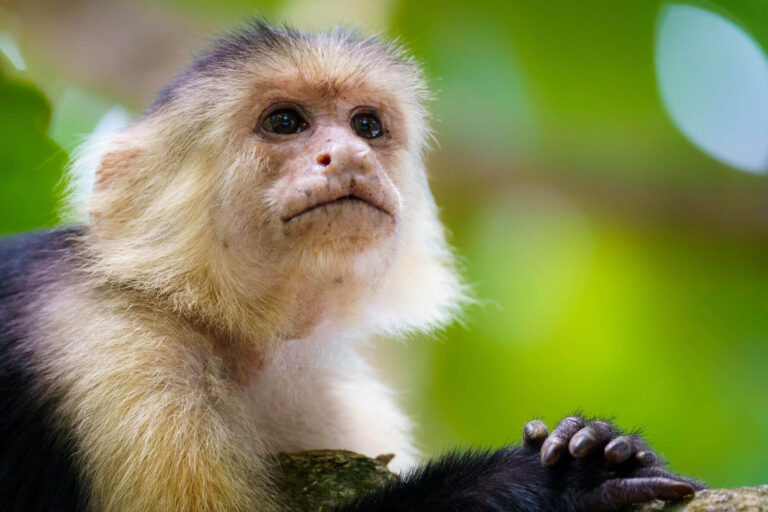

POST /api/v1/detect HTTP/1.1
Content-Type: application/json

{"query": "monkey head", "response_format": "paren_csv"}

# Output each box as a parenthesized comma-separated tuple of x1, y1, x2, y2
(81, 24, 463, 339)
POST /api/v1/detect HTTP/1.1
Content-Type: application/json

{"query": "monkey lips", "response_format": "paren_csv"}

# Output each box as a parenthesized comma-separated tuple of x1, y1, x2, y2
(279, 176, 398, 247)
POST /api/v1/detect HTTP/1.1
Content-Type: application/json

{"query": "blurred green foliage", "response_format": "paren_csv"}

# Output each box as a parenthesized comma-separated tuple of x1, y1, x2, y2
(2, 0, 768, 489)
(0, 60, 67, 234)
(418, 198, 768, 486)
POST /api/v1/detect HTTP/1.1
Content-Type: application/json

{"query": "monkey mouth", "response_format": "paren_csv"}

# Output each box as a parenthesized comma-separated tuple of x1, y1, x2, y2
(281, 187, 394, 223)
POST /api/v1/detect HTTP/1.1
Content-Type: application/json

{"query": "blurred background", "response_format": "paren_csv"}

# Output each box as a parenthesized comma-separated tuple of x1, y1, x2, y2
(1, 0, 767, 488)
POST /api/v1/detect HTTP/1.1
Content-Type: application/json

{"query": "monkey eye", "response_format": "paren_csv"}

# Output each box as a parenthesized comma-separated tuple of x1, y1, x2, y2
(351, 113, 384, 139)
(262, 108, 309, 135)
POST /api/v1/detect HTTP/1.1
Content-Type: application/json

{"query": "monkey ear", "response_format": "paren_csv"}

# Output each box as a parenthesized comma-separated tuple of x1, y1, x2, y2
(94, 147, 140, 187)
(65, 136, 141, 225)
(87, 143, 144, 230)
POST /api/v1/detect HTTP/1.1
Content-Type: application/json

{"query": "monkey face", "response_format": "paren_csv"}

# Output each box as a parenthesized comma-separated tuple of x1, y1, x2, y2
(259, 100, 401, 251)
(212, 72, 412, 278)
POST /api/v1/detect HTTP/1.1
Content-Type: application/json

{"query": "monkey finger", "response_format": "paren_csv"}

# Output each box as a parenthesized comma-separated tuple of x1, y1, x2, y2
(635, 449, 658, 467)
(633, 466, 674, 479)
(522, 420, 548, 445)
(604, 436, 637, 464)
(568, 421, 614, 458)
(577, 477, 697, 512)
(541, 416, 585, 466)
(633, 467, 707, 491)
(540, 437, 567, 466)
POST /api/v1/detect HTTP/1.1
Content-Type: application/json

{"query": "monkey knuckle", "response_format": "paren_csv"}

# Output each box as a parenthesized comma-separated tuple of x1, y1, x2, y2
(559, 416, 582, 427)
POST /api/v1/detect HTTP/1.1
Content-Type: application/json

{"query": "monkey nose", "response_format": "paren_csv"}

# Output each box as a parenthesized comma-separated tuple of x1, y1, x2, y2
(316, 147, 375, 176)
(316, 153, 331, 166)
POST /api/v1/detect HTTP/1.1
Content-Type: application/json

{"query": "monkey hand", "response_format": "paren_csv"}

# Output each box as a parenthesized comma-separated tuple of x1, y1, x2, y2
(522, 416, 705, 511)
(337, 415, 703, 512)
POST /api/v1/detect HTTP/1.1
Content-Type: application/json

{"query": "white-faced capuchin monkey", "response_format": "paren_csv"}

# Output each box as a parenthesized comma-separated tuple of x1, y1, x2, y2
(0, 21, 702, 512)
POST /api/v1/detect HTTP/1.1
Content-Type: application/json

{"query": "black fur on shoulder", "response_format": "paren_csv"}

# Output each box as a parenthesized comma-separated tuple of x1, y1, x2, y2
(0, 229, 89, 511)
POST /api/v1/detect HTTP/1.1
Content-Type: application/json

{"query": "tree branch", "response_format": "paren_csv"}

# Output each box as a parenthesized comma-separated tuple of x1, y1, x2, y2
(275, 450, 768, 512)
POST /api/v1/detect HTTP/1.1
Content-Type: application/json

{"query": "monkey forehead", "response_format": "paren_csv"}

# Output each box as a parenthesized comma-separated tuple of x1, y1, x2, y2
(245, 69, 405, 110)
(227, 42, 423, 121)
(147, 22, 427, 118)
(257, 45, 419, 98)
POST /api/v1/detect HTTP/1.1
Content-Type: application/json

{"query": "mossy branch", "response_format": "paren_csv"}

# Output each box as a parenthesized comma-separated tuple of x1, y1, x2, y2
(275, 450, 768, 512)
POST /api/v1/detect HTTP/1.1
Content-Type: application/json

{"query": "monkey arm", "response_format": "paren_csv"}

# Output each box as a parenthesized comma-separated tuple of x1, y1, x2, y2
(337, 417, 703, 512)
(0, 230, 271, 512)
(337, 446, 560, 512)
(34, 314, 273, 512)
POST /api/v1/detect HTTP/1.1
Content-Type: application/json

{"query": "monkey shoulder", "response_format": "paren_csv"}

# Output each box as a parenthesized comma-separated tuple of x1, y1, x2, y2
(0, 228, 88, 512)
(0, 228, 83, 303)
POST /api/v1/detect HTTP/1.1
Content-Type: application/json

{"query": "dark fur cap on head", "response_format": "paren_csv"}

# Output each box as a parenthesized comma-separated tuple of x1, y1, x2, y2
(147, 19, 421, 116)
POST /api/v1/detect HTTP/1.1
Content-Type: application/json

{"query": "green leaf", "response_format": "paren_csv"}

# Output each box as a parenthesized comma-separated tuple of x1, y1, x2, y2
(0, 61, 69, 236)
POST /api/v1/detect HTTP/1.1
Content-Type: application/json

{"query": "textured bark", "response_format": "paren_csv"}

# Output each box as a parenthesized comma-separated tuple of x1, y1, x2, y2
(275, 450, 398, 512)
(275, 450, 768, 512)
(627, 486, 768, 512)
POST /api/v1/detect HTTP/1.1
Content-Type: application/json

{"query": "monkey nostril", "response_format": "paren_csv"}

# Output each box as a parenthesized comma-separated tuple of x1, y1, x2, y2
(317, 153, 331, 166)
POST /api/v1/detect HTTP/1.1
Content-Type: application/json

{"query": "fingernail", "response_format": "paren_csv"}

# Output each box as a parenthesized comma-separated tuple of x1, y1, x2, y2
(541, 439, 563, 466)
(524, 421, 548, 444)
(673, 482, 695, 497)
(568, 433, 594, 458)
(636, 450, 657, 466)
(605, 438, 632, 463)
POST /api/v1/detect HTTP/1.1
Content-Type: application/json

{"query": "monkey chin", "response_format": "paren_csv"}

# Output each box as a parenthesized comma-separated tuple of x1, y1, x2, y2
(281, 197, 397, 254)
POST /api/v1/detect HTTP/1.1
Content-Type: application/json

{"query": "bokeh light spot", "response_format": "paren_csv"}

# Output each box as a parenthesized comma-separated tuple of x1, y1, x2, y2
(655, 4, 768, 173)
